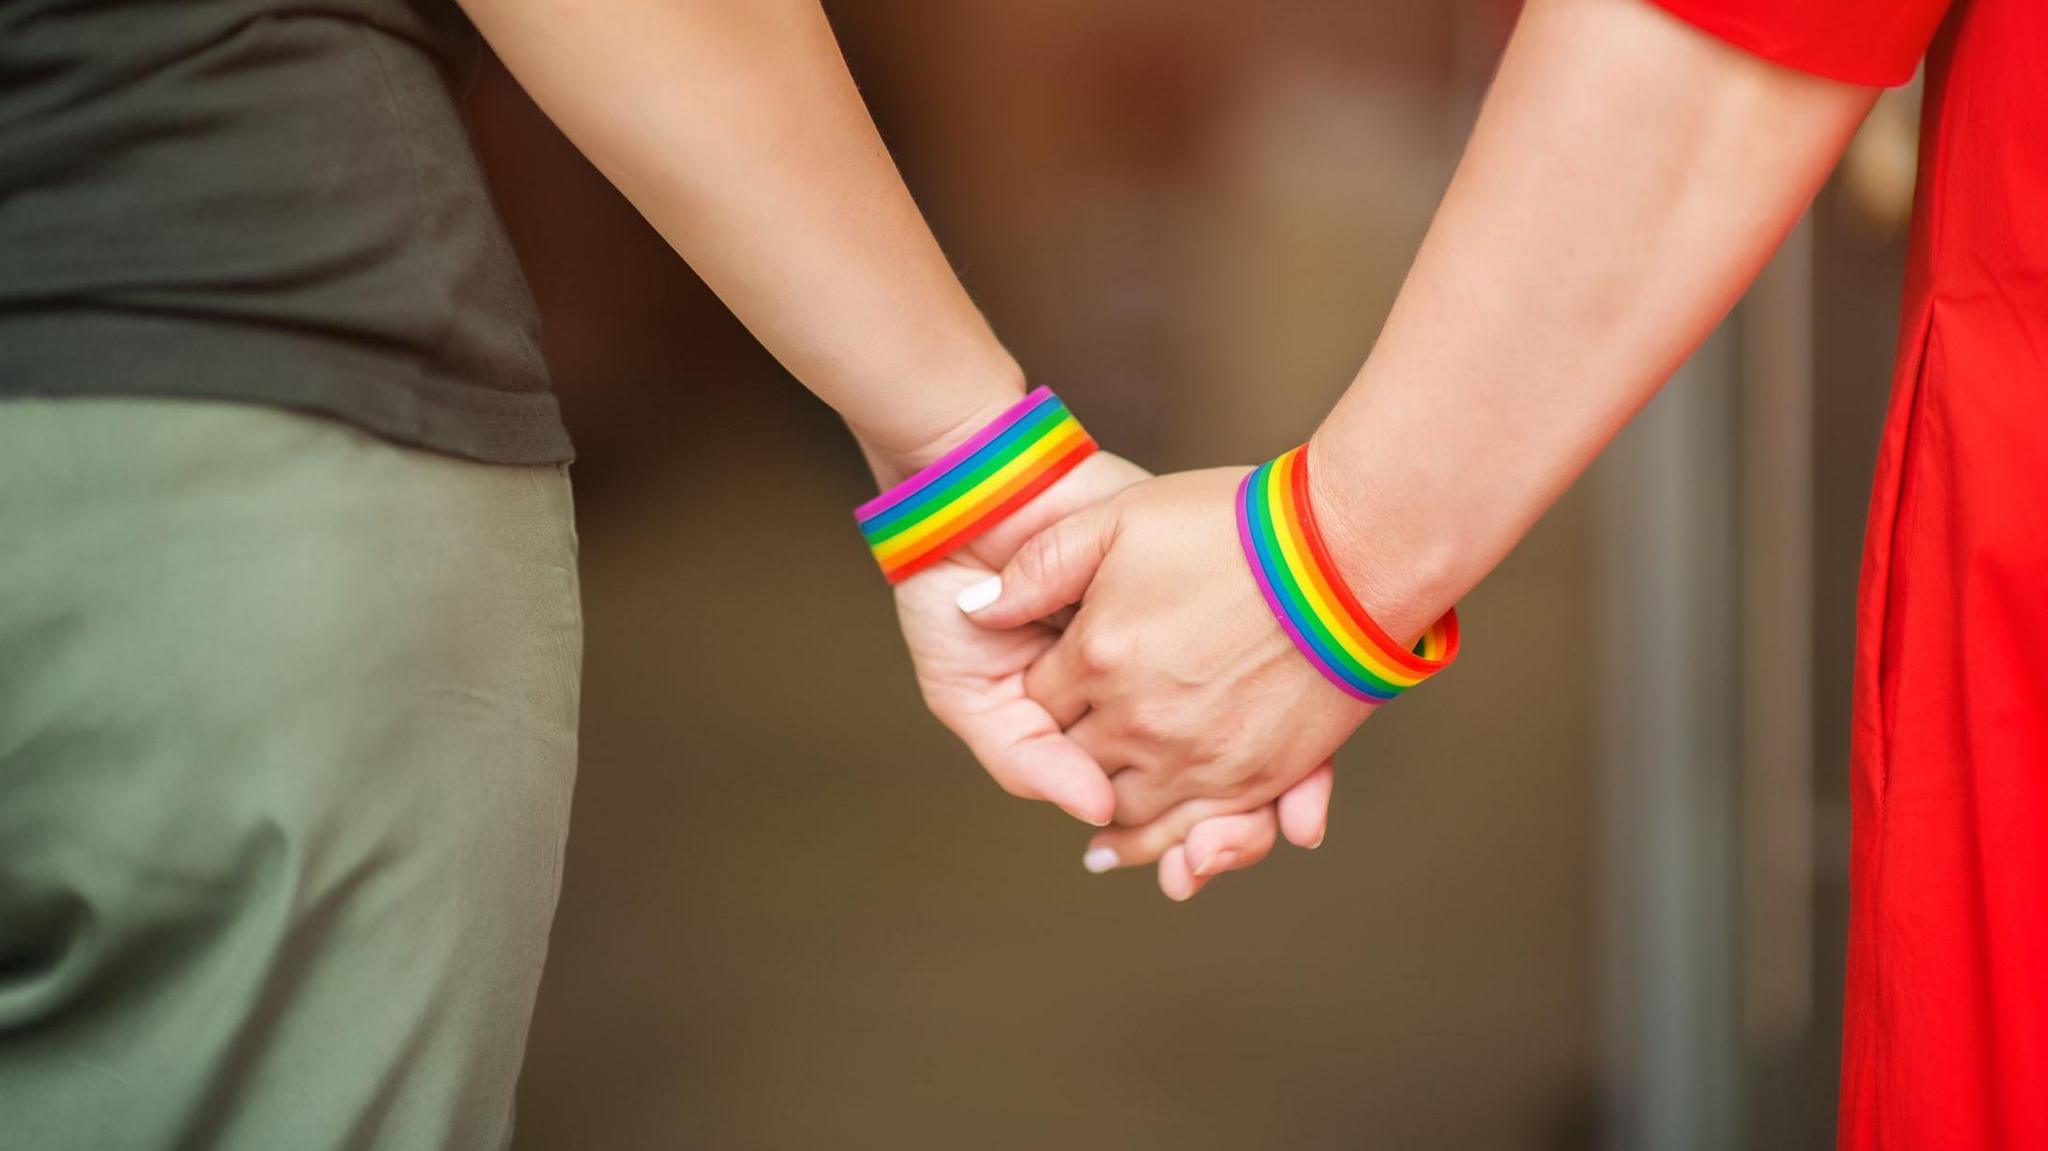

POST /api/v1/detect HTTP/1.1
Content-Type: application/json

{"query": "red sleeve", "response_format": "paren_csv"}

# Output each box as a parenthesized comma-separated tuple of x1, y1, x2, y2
(1645, 0, 1952, 87)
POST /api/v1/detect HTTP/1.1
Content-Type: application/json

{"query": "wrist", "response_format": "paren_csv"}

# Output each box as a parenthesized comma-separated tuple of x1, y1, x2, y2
(1237, 443, 1460, 704)
(854, 386, 1099, 584)
(1302, 428, 1466, 647)
(854, 362, 1029, 489)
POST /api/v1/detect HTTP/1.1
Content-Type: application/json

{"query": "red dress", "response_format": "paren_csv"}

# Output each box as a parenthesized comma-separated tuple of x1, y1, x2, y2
(1650, 0, 2048, 1144)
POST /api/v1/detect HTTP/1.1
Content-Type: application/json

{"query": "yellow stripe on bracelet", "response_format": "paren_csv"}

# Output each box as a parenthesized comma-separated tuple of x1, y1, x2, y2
(856, 388, 1097, 583)
(870, 422, 1091, 570)
(1235, 444, 1458, 702)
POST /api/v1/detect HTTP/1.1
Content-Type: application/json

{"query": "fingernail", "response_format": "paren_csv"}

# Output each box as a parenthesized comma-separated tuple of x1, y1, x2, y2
(1193, 849, 1241, 878)
(1082, 846, 1120, 874)
(955, 576, 1003, 614)
(1309, 832, 1325, 850)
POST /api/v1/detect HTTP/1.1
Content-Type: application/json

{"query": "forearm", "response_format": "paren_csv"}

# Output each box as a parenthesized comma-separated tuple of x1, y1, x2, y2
(1308, 0, 1876, 639)
(461, 0, 1021, 479)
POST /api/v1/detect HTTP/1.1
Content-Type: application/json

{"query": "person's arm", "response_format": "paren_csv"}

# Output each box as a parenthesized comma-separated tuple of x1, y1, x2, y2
(459, 0, 1020, 481)
(1305, 0, 1875, 644)
(967, 0, 1879, 874)
(456, 0, 1284, 839)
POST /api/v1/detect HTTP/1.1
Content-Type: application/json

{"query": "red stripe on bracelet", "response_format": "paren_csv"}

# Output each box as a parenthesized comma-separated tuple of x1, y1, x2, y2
(856, 388, 1097, 583)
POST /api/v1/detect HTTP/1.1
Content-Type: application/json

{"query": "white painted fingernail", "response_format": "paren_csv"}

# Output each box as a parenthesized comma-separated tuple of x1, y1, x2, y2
(1082, 846, 1120, 874)
(955, 576, 1003, 614)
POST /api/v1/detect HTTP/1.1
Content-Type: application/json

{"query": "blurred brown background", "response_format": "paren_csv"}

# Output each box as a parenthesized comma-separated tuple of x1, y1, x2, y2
(463, 2, 1915, 1147)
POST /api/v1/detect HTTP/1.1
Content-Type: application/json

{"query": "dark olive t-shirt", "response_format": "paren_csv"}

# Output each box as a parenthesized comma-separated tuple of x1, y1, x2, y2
(0, 0, 571, 464)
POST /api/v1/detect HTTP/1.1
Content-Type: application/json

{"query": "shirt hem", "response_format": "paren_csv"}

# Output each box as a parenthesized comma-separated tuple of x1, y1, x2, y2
(0, 311, 573, 465)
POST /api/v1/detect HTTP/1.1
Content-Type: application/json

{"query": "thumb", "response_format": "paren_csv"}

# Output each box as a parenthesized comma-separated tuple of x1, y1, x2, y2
(956, 503, 1117, 628)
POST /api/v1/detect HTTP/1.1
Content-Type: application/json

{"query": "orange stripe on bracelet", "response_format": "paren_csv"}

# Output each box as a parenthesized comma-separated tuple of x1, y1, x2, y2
(1235, 444, 1458, 702)
(856, 388, 1097, 583)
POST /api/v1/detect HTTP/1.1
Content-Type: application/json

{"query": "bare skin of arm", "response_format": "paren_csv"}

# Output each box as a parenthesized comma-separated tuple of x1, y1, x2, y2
(458, 0, 1330, 862)
(459, 0, 1021, 474)
(968, 0, 1877, 895)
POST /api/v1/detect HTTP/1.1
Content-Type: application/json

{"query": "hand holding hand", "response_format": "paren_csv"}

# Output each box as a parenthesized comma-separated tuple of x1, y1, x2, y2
(886, 453, 1330, 898)
(885, 451, 1146, 828)
(963, 468, 1374, 884)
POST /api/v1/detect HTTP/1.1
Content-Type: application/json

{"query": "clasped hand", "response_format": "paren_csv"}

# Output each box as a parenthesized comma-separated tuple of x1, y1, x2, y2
(897, 458, 1375, 900)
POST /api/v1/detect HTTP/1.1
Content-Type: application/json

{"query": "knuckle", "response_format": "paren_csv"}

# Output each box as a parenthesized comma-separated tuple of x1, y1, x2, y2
(1121, 704, 1177, 746)
(1168, 807, 1214, 847)
(1111, 785, 1165, 827)
(1077, 628, 1131, 675)
(1015, 530, 1067, 590)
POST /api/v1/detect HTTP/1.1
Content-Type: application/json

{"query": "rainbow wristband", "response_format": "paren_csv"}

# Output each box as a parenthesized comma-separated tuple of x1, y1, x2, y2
(1236, 444, 1459, 703)
(857, 387, 1097, 583)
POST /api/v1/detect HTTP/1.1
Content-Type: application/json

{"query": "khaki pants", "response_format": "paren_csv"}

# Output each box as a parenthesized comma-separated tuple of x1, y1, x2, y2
(0, 399, 582, 1149)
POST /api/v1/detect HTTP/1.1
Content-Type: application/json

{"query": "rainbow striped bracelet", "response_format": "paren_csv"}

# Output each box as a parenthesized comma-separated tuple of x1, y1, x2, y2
(1236, 444, 1459, 703)
(857, 387, 1097, 583)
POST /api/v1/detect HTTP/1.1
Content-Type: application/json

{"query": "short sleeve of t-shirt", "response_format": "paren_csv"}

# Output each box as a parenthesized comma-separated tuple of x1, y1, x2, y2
(1645, 0, 1954, 86)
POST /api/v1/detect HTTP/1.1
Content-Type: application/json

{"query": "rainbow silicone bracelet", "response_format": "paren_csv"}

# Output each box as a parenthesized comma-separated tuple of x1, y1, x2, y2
(1236, 444, 1459, 703)
(857, 387, 1097, 583)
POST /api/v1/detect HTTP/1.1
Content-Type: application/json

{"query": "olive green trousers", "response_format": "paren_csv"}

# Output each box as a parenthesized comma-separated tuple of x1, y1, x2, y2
(0, 399, 583, 1149)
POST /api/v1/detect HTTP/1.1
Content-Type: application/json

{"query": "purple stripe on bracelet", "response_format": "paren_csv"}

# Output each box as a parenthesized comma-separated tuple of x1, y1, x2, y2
(854, 388, 1056, 520)
(1234, 471, 1374, 702)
